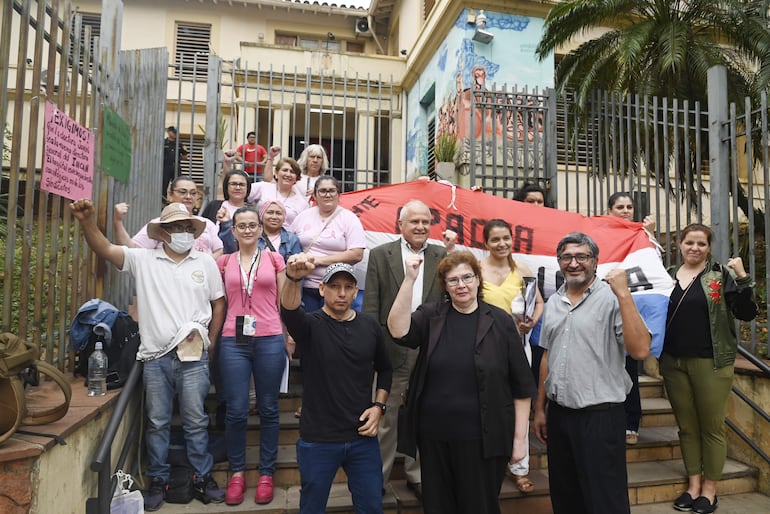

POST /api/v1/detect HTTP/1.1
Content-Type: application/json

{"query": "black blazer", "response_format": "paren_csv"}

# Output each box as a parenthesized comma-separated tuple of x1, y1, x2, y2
(393, 301, 535, 459)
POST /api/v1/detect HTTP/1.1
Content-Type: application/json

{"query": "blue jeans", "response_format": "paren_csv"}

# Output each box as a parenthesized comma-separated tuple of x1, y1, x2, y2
(296, 436, 383, 514)
(219, 334, 285, 474)
(143, 350, 212, 481)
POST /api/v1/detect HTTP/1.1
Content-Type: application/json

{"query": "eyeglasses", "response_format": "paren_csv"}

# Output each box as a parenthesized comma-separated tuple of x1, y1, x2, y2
(557, 253, 593, 264)
(171, 188, 199, 198)
(316, 188, 338, 197)
(164, 224, 197, 234)
(445, 273, 476, 287)
(228, 183, 248, 189)
(235, 223, 261, 232)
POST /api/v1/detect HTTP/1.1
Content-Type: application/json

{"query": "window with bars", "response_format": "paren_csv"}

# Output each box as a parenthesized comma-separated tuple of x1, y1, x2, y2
(178, 134, 206, 185)
(71, 12, 100, 67)
(175, 22, 211, 79)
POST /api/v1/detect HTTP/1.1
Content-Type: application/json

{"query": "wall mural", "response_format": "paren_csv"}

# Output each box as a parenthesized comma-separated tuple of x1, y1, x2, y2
(405, 9, 554, 178)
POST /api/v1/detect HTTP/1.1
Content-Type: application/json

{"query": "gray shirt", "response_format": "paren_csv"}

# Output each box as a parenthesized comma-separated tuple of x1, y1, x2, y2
(540, 278, 634, 409)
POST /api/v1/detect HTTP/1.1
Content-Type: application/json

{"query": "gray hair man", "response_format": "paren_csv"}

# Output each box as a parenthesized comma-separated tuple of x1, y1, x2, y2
(362, 199, 455, 497)
(533, 232, 650, 514)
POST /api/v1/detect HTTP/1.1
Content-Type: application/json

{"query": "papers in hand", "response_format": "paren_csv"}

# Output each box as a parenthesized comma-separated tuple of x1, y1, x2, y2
(523, 276, 537, 320)
(177, 330, 204, 361)
(510, 276, 538, 324)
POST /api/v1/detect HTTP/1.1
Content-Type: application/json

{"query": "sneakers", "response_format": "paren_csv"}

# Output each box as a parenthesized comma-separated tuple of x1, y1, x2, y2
(225, 475, 246, 505)
(193, 473, 225, 504)
(625, 430, 639, 445)
(143, 476, 166, 512)
(255, 475, 274, 504)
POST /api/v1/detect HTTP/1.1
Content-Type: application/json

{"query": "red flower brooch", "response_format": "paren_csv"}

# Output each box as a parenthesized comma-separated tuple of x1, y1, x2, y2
(707, 278, 722, 304)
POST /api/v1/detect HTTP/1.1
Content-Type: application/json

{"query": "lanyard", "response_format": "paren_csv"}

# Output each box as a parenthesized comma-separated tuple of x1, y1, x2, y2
(238, 249, 262, 301)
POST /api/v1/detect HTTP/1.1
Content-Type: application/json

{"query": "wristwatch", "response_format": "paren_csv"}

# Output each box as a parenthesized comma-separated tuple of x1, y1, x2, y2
(372, 401, 387, 414)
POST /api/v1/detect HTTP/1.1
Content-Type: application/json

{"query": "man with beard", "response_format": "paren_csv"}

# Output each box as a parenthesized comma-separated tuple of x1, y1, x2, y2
(533, 232, 650, 514)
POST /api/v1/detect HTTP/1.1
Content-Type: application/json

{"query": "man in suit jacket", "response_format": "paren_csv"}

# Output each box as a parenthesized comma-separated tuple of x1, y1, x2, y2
(363, 199, 454, 496)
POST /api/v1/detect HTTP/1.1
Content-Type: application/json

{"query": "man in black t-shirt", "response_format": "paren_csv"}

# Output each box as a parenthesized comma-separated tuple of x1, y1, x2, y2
(281, 258, 392, 514)
(163, 126, 189, 196)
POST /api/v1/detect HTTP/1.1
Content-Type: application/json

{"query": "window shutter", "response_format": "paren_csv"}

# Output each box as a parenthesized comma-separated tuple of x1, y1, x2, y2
(175, 22, 211, 79)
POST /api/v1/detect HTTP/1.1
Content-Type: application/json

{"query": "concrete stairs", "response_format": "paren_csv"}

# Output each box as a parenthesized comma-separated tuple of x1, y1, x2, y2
(158, 368, 765, 513)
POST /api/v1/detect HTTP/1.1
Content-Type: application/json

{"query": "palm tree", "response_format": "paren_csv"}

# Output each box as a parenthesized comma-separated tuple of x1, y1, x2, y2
(537, 0, 770, 107)
(536, 0, 770, 225)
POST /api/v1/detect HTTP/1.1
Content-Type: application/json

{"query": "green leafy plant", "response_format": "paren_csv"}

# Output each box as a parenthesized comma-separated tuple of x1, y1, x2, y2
(434, 133, 457, 163)
(198, 115, 228, 149)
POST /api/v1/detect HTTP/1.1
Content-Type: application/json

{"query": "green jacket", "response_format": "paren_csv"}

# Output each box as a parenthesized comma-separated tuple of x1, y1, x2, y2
(668, 261, 757, 368)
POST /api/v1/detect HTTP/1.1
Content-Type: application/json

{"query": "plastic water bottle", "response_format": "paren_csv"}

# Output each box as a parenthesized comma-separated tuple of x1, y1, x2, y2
(87, 342, 108, 396)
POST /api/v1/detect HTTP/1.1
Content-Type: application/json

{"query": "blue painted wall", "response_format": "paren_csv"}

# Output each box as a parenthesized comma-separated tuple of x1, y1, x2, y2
(405, 9, 554, 176)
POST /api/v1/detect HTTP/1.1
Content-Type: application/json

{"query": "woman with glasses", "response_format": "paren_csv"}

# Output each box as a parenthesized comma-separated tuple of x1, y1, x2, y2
(200, 170, 251, 223)
(248, 157, 309, 226)
(288, 176, 366, 312)
(387, 251, 534, 514)
(479, 219, 543, 494)
(113, 176, 223, 257)
(216, 207, 287, 506)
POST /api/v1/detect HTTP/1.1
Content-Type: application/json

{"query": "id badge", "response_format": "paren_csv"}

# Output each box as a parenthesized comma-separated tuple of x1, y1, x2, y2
(243, 315, 256, 336)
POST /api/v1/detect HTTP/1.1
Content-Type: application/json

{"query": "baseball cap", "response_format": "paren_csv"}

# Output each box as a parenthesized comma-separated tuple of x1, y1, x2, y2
(321, 263, 357, 284)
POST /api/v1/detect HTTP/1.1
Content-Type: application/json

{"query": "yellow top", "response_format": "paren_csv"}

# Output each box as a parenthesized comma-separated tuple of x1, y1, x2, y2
(482, 269, 524, 314)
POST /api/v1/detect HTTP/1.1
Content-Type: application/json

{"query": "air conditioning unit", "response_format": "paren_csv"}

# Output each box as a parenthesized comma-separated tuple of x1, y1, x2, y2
(355, 18, 372, 37)
(41, 69, 70, 93)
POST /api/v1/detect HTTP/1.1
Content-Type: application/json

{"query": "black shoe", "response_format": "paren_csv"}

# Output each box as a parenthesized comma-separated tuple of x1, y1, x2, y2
(143, 476, 166, 512)
(406, 481, 422, 499)
(692, 495, 718, 514)
(673, 492, 695, 511)
(193, 473, 225, 504)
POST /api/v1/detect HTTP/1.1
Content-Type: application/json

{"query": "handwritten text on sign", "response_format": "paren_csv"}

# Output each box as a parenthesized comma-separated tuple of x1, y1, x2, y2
(41, 102, 94, 200)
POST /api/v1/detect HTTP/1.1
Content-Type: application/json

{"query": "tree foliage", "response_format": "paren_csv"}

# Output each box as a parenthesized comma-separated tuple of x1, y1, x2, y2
(536, 0, 770, 110)
(536, 0, 770, 226)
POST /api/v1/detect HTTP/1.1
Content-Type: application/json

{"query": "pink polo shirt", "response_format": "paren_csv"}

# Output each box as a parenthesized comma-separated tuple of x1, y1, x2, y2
(217, 250, 285, 337)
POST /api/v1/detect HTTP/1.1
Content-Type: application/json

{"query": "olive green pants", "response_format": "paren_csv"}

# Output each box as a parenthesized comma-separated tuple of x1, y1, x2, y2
(660, 353, 734, 480)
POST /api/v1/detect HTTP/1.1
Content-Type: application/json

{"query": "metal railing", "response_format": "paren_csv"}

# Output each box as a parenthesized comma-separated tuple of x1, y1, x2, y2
(85, 360, 144, 514)
(725, 345, 770, 466)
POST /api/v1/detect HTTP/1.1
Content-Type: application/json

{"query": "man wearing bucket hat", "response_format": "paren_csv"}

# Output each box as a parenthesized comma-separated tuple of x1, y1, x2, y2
(280, 258, 392, 513)
(69, 200, 226, 511)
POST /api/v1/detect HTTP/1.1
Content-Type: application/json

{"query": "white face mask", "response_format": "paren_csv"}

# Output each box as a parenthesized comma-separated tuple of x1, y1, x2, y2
(167, 232, 195, 253)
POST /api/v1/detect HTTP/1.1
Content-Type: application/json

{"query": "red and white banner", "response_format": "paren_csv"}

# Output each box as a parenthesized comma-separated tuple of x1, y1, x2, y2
(340, 180, 671, 356)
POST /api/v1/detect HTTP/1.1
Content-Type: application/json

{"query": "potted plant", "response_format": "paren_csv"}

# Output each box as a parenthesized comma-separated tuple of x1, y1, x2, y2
(434, 133, 457, 179)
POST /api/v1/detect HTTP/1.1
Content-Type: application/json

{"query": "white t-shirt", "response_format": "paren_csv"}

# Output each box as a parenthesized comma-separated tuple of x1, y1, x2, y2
(120, 247, 225, 361)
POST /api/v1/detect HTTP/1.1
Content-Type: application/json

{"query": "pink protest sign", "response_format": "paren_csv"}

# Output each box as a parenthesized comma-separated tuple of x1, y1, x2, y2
(41, 101, 94, 200)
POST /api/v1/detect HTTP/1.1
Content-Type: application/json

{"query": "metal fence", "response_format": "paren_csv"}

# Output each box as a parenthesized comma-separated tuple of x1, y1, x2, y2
(0, 0, 167, 369)
(1, 0, 104, 368)
(167, 56, 399, 208)
(466, 84, 556, 200)
(1, 4, 768, 357)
